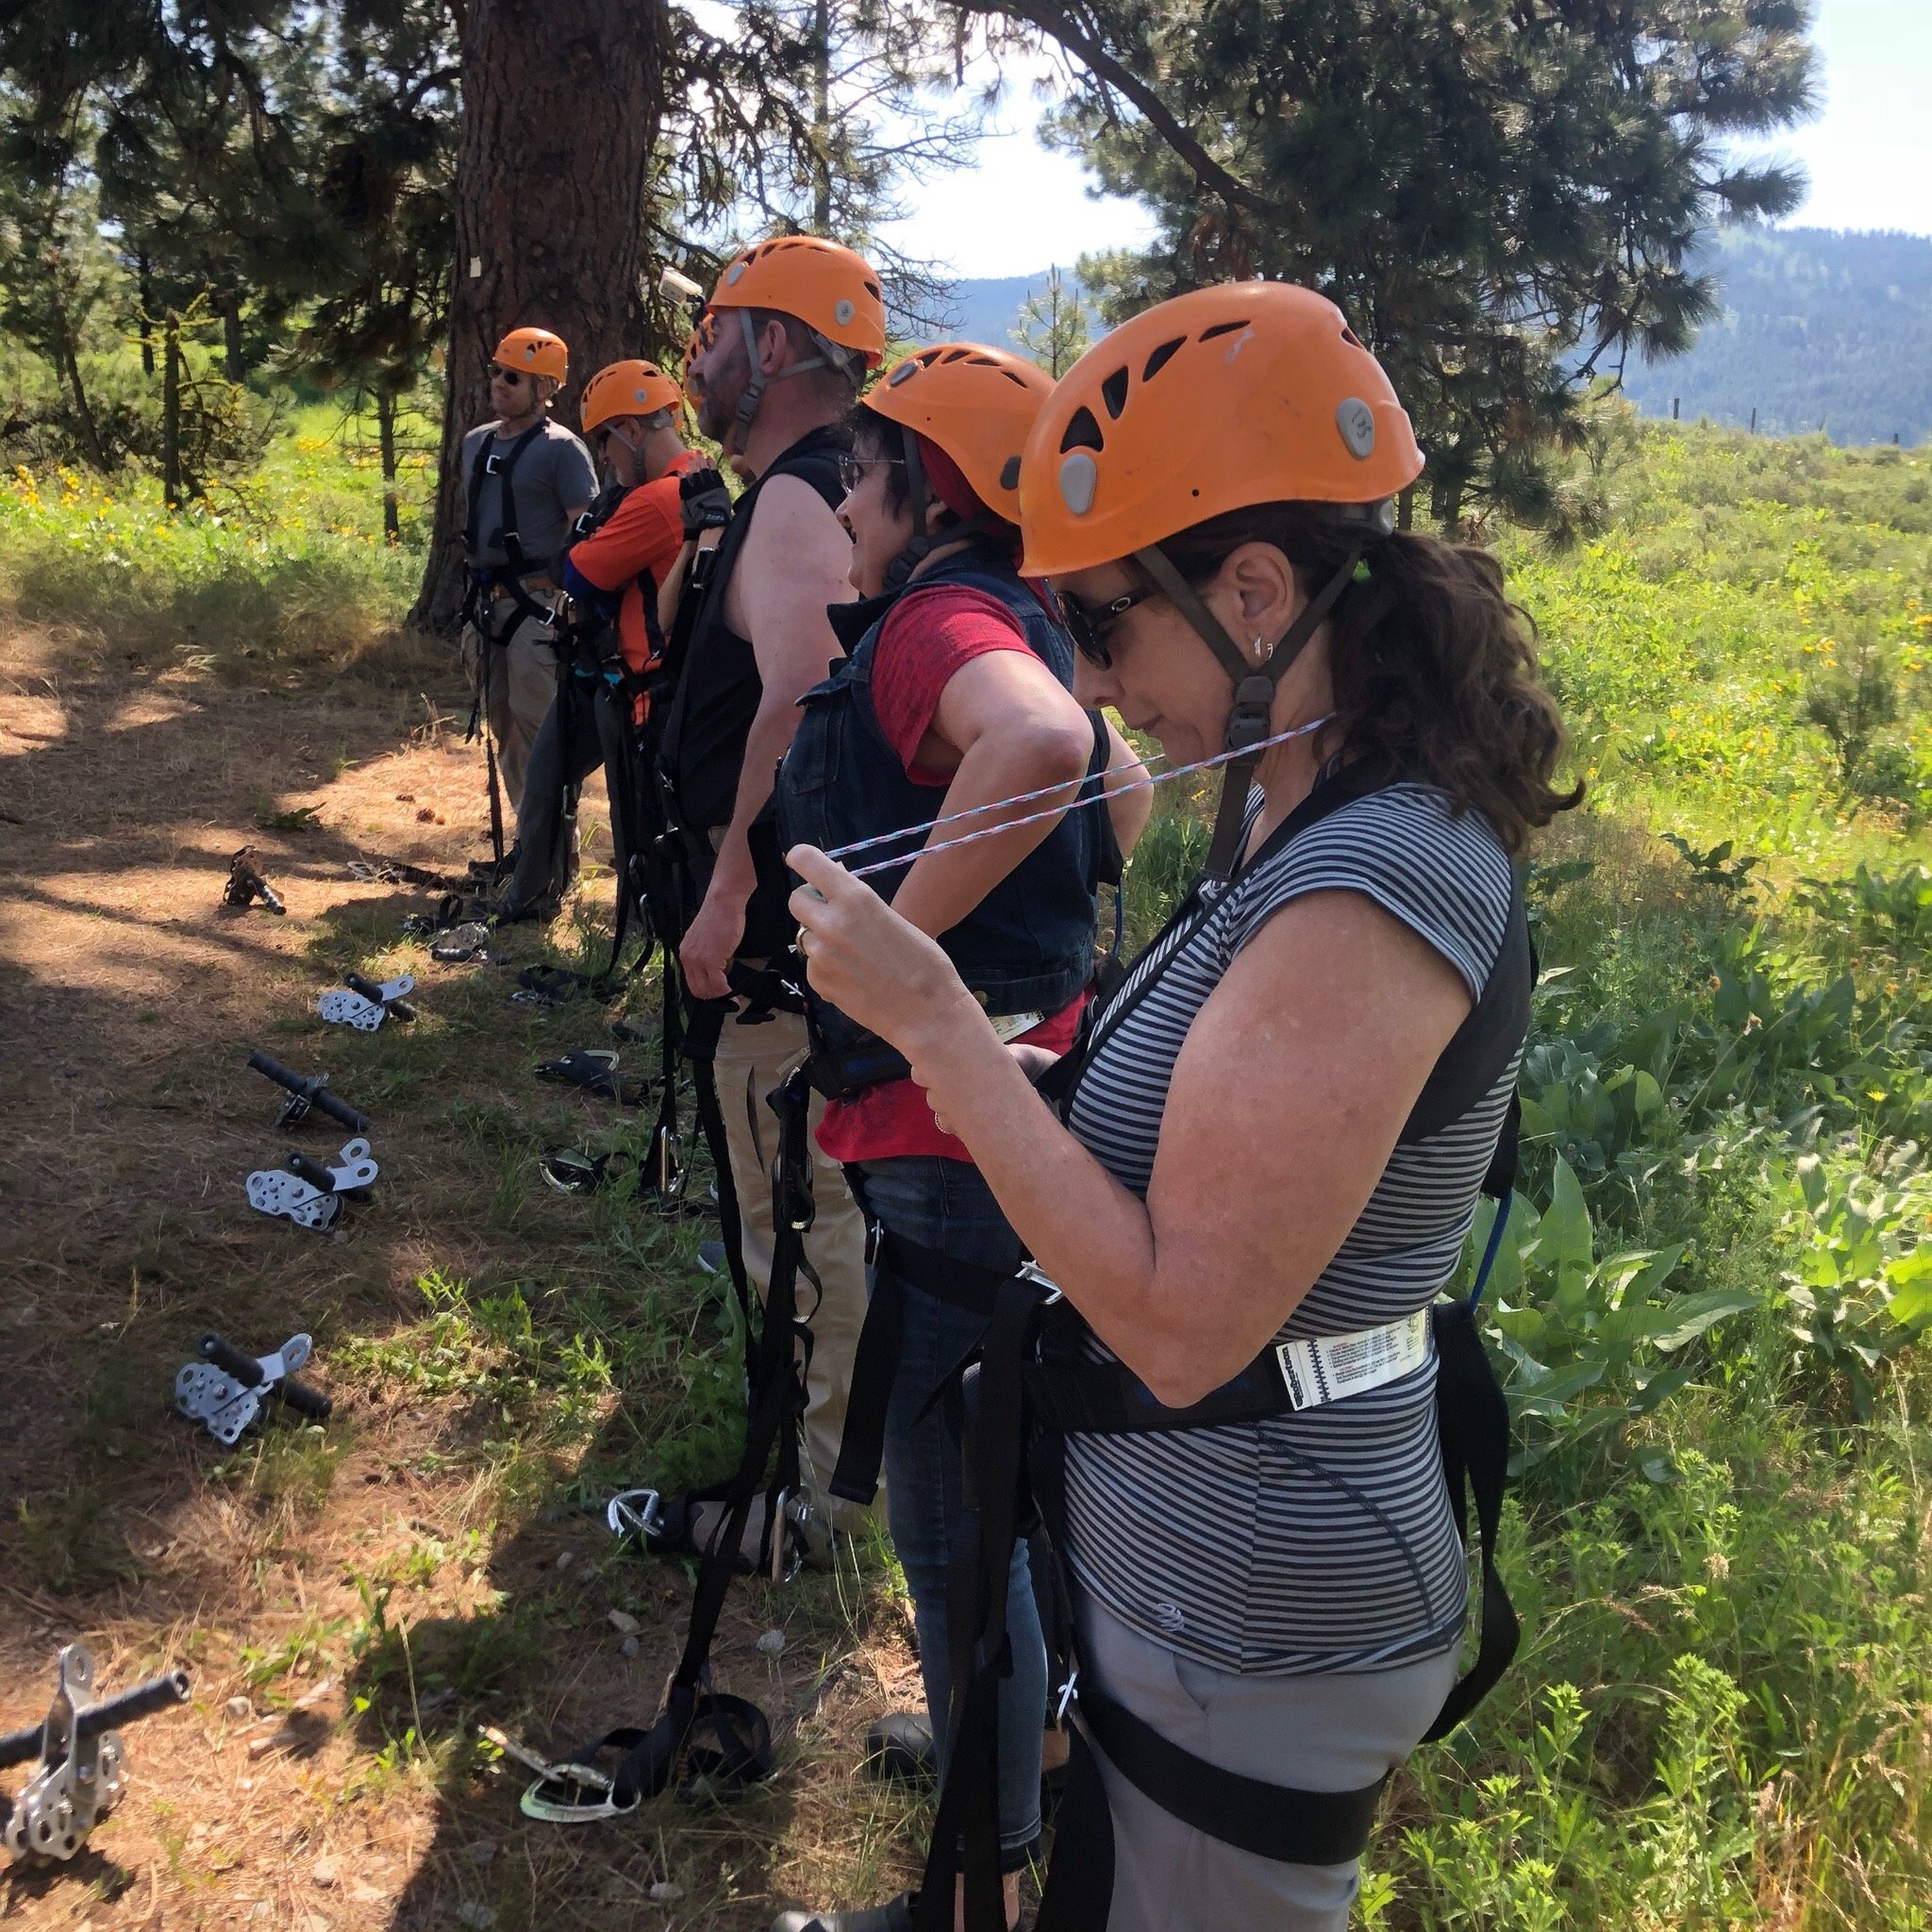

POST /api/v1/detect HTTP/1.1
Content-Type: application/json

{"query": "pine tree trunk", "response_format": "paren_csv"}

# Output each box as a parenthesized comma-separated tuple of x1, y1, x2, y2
(376, 391, 402, 545)
(54, 325, 108, 473)
(222, 291, 247, 380)
(138, 253, 155, 378)
(410, 0, 670, 633)
(162, 313, 183, 509)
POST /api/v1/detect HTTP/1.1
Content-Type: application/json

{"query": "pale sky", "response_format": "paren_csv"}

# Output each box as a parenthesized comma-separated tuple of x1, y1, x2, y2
(876, 0, 1932, 280)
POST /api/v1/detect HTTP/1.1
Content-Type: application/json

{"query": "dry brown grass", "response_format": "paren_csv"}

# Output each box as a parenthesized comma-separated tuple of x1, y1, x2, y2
(0, 618, 926, 1930)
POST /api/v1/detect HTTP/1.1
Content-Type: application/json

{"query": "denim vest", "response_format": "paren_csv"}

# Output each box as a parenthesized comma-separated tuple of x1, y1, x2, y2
(777, 545, 1104, 1019)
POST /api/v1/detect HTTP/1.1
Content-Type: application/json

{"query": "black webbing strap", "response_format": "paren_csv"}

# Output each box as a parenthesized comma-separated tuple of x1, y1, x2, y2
(912, 1279, 1041, 1932)
(1075, 1679, 1387, 1865)
(682, 993, 756, 1349)
(1032, 1723, 1115, 1932)
(827, 1231, 1015, 1507)
(1422, 1296, 1518, 1740)
(1131, 542, 1361, 889)
(575, 1068, 814, 1812)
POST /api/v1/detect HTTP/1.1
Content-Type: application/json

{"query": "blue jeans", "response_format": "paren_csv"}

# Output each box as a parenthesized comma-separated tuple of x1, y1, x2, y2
(850, 1156, 1045, 1871)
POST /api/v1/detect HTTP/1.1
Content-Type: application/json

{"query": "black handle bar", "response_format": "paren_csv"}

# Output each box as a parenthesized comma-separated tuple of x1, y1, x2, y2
(245, 1052, 371, 1133)
(0, 1670, 191, 1772)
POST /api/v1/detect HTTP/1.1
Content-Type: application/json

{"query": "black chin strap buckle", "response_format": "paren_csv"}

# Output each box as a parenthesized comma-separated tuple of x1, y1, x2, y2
(1225, 675, 1278, 753)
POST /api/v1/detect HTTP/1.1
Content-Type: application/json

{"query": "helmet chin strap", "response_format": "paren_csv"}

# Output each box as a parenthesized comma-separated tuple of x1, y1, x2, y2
(1132, 542, 1362, 891)
(728, 308, 849, 458)
(601, 422, 643, 479)
(882, 425, 991, 593)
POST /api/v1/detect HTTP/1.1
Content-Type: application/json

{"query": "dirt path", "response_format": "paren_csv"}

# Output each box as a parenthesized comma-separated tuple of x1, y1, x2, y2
(0, 622, 922, 1929)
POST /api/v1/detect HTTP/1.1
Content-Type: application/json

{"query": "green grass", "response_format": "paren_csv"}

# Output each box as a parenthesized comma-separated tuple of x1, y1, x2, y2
(8, 409, 1932, 1924)
(0, 400, 429, 663)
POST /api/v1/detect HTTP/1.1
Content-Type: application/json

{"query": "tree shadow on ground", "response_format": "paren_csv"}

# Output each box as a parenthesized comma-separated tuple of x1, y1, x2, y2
(0, 615, 928, 1929)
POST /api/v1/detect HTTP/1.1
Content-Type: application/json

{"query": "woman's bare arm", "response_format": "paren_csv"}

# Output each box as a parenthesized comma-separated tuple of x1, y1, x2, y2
(789, 848, 1471, 1406)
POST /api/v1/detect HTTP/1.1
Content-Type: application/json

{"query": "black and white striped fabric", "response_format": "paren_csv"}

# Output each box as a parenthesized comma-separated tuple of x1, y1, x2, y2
(1062, 782, 1520, 1675)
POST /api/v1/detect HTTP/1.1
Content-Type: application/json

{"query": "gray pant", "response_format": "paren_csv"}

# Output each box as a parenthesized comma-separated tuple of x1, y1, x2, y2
(460, 603, 558, 813)
(1075, 1589, 1462, 1931)
(501, 676, 609, 919)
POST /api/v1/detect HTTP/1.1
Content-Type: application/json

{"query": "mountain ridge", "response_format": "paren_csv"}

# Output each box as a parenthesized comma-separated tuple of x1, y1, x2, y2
(921, 227, 1932, 449)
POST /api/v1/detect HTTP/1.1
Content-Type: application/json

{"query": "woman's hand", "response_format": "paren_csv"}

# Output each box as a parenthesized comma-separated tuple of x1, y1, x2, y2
(787, 845, 983, 1057)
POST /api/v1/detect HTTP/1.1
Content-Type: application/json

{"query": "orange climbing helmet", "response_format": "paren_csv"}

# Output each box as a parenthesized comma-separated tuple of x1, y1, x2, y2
(492, 327, 569, 387)
(1017, 281, 1422, 578)
(862, 343, 1055, 522)
(703, 236, 886, 369)
(579, 358, 683, 435)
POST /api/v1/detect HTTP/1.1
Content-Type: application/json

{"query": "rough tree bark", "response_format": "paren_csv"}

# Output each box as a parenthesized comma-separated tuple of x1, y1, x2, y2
(53, 324, 108, 472)
(161, 313, 182, 508)
(376, 390, 402, 545)
(409, 0, 670, 632)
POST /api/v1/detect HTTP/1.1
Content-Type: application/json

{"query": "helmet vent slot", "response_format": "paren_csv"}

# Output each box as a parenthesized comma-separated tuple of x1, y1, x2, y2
(1141, 338, 1186, 382)
(999, 455, 1021, 491)
(1059, 407, 1105, 455)
(1198, 319, 1249, 341)
(1340, 325, 1364, 348)
(1099, 367, 1130, 420)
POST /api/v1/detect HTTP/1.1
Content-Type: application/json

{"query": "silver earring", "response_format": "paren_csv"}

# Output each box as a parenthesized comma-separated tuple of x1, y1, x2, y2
(1253, 636, 1273, 665)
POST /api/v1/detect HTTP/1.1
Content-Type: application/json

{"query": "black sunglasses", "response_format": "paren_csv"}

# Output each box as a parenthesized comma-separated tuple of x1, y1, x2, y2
(490, 366, 528, 387)
(835, 452, 906, 495)
(1057, 586, 1154, 668)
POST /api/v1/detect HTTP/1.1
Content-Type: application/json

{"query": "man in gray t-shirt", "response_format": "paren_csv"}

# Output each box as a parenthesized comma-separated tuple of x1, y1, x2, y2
(458, 326, 597, 823)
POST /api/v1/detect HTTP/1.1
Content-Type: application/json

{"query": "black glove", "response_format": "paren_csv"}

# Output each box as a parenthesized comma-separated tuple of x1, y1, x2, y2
(678, 466, 733, 536)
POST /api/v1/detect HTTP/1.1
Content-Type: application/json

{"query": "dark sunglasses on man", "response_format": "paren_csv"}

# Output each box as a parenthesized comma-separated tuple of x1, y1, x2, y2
(1056, 584, 1153, 668)
(490, 365, 529, 388)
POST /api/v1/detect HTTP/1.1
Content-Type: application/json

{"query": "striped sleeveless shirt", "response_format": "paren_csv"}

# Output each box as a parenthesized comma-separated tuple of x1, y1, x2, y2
(1062, 782, 1519, 1675)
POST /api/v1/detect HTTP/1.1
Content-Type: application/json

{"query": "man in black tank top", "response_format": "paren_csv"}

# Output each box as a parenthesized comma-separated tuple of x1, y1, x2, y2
(662, 238, 887, 1545)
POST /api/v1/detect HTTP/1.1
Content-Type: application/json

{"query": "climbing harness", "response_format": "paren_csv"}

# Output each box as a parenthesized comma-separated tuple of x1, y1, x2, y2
(222, 847, 285, 915)
(461, 422, 559, 867)
(830, 761, 1531, 1931)
(318, 972, 417, 1030)
(245, 1051, 371, 1133)
(2, 1644, 191, 1864)
(528, 1068, 816, 1823)
(534, 1047, 651, 1107)
(174, 1330, 334, 1443)
(244, 1137, 378, 1231)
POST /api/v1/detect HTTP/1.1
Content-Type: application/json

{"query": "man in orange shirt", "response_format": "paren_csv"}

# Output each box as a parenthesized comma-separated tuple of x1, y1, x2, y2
(493, 359, 728, 924)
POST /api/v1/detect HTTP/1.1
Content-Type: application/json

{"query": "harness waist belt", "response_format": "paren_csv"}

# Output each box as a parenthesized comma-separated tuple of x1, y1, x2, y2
(1277, 1307, 1432, 1411)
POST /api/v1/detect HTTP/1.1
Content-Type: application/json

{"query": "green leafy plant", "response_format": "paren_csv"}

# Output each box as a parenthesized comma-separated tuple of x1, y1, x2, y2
(1777, 1145, 1932, 1416)
(1474, 1158, 1757, 1468)
(1659, 832, 1761, 897)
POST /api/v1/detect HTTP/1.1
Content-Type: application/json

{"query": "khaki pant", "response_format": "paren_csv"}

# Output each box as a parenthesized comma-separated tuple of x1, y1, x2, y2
(710, 1003, 877, 1538)
(460, 604, 558, 814)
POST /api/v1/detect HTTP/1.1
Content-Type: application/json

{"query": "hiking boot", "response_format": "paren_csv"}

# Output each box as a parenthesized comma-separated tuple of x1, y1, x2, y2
(772, 1895, 916, 1932)
(862, 1711, 937, 1789)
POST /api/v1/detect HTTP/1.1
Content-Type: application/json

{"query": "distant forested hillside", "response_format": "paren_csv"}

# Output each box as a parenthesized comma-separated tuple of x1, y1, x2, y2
(935, 227, 1932, 449)
(1618, 228, 1932, 447)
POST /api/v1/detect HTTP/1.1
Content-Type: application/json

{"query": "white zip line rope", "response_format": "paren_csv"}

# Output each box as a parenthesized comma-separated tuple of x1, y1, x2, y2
(829, 714, 1334, 881)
